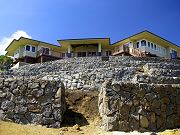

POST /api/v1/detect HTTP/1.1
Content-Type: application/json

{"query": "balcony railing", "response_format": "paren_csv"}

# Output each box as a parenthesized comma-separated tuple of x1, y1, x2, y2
(112, 45, 129, 55)
(14, 53, 20, 59)
(112, 45, 146, 57)
(177, 52, 180, 59)
(129, 48, 146, 57)
(37, 49, 61, 58)
(62, 51, 111, 58)
(171, 52, 180, 59)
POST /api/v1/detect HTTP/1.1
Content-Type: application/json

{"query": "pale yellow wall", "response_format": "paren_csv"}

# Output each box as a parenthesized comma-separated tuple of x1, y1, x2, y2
(19, 46, 25, 58)
(58, 44, 112, 57)
(66, 44, 112, 52)
(114, 39, 175, 58)
(23, 44, 37, 58)
(14, 45, 37, 58)
(51, 51, 61, 57)
(37, 43, 62, 56)
(134, 39, 171, 58)
(72, 45, 98, 52)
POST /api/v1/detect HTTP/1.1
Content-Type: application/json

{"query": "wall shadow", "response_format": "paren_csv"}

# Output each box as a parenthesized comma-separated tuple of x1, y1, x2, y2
(61, 108, 89, 127)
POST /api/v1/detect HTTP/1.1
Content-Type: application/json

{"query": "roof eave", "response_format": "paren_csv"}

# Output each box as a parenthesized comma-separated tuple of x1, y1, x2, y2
(111, 30, 180, 49)
(57, 37, 110, 42)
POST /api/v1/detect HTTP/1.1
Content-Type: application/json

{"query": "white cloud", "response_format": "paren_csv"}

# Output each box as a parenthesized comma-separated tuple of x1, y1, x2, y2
(0, 30, 32, 55)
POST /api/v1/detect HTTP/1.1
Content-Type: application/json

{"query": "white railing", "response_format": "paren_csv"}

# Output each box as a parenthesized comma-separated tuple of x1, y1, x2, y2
(14, 53, 19, 59)
(112, 45, 129, 55)
(37, 49, 62, 58)
(23, 51, 37, 58)
(112, 45, 146, 57)
(177, 52, 180, 58)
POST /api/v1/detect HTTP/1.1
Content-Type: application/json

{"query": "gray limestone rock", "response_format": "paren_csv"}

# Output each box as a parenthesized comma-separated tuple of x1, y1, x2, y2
(15, 105, 27, 114)
(98, 81, 180, 132)
(1, 100, 15, 111)
(0, 77, 66, 128)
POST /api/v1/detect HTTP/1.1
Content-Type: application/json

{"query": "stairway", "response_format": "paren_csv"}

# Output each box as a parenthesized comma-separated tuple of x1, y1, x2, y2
(128, 47, 146, 57)
(112, 45, 147, 57)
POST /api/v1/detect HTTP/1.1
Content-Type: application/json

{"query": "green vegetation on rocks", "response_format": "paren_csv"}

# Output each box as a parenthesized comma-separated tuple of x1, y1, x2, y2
(0, 55, 13, 71)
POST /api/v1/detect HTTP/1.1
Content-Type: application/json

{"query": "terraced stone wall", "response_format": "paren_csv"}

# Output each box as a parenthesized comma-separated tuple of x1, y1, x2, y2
(99, 81, 180, 132)
(1, 56, 180, 91)
(0, 77, 66, 128)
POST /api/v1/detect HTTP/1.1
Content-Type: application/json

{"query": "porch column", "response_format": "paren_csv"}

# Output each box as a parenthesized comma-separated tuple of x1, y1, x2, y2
(145, 40, 148, 46)
(67, 44, 71, 58)
(98, 43, 102, 56)
(139, 40, 141, 47)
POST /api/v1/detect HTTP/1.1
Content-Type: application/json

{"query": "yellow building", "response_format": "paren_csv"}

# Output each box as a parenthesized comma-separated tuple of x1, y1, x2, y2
(5, 30, 180, 65)
(112, 30, 180, 59)
(57, 38, 112, 58)
(5, 37, 61, 64)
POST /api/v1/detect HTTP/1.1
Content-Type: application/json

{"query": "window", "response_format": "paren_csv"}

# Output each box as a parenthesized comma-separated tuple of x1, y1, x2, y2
(172, 50, 177, 54)
(82, 52, 86, 57)
(171, 50, 177, 59)
(151, 43, 153, 49)
(136, 42, 139, 48)
(32, 46, 36, 52)
(92, 52, 97, 56)
(106, 51, 111, 56)
(77, 52, 86, 57)
(26, 45, 30, 51)
(62, 53, 65, 58)
(154, 44, 156, 50)
(163, 49, 166, 53)
(161, 48, 163, 52)
(148, 42, 150, 47)
(141, 40, 146, 46)
(41, 47, 50, 55)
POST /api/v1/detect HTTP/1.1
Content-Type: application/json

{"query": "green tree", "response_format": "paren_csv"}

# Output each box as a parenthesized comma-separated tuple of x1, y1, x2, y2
(0, 55, 13, 71)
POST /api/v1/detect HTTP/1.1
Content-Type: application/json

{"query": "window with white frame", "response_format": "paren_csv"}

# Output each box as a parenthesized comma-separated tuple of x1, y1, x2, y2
(25, 45, 31, 51)
(163, 48, 166, 53)
(171, 50, 177, 54)
(136, 42, 139, 48)
(154, 44, 157, 50)
(24, 45, 36, 53)
(32, 46, 36, 52)
(41, 47, 50, 55)
(151, 43, 153, 49)
(141, 40, 146, 46)
(157, 46, 160, 52)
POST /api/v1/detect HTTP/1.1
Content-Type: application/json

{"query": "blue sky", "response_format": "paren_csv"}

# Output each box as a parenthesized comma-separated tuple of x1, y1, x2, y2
(0, 0, 179, 54)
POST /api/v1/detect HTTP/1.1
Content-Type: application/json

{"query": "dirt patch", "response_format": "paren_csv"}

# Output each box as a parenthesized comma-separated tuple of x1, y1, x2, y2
(61, 90, 99, 127)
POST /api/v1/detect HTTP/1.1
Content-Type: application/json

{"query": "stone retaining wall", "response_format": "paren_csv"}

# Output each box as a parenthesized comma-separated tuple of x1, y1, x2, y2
(0, 77, 66, 128)
(98, 81, 180, 132)
(1, 56, 180, 91)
